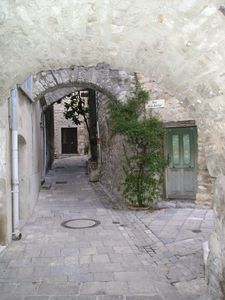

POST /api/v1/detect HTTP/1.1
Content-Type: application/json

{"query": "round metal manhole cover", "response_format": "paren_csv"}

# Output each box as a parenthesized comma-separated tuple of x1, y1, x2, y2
(61, 218, 100, 229)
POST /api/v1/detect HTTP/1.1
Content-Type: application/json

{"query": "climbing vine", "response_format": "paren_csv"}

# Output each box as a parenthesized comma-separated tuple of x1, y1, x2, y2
(109, 78, 168, 207)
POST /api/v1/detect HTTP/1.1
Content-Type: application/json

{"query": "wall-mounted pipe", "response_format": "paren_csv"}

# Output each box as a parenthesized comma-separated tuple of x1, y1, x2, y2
(96, 92, 102, 165)
(10, 87, 22, 240)
(97, 120, 102, 164)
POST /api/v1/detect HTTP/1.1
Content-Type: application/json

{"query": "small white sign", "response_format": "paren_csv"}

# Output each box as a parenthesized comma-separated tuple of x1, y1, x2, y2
(146, 99, 165, 109)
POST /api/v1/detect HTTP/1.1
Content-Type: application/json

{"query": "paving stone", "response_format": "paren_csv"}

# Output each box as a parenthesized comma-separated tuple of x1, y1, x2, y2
(79, 282, 107, 295)
(0, 282, 17, 294)
(120, 263, 147, 272)
(103, 240, 129, 247)
(80, 281, 129, 295)
(79, 255, 92, 264)
(114, 271, 150, 282)
(174, 278, 209, 298)
(14, 281, 41, 295)
(64, 256, 79, 265)
(92, 254, 110, 263)
(61, 248, 80, 256)
(97, 247, 115, 255)
(155, 282, 183, 300)
(79, 247, 98, 255)
(103, 281, 129, 295)
(16, 266, 36, 280)
(51, 297, 96, 300)
(42, 274, 68, 283)
(91, 241, 104, 247)
(37, 282, 79, 295)
(109, 253, 139, 265)
(24, 248, 41, 257)
(127, 280, 158, 294)
(30, 266, 51, 281)
(75, 297, 97, 300)
(89, 263, 124, 273)
(24, 297, 50, 300)
(2, 297, 27, 300)
(0, 262, 8, 269)
(8, 258, 32, 267)
(108, 253, 124, 263)
(68, 272, 94, 283)
(0, 268, 19, 281)
(94, 272, 114, 282)
(126, 296, 162, 300)
(97, 296, 124, 300)
(50, 265, 76, 276)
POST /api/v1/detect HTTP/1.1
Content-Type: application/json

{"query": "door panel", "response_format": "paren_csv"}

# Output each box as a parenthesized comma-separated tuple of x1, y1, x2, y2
(61, 128, 78, 154)
(165, 127, 197, 199)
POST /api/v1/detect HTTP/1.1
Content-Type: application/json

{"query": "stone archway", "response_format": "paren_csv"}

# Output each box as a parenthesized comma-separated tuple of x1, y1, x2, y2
(29, 63, 136, 196)
(32, 63, 134, 103)
(32, 63, 136, 177)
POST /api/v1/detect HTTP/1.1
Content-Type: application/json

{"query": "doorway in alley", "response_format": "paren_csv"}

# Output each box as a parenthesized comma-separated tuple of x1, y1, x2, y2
(165, 126, 197, 199)
(61, 128, 78, 154)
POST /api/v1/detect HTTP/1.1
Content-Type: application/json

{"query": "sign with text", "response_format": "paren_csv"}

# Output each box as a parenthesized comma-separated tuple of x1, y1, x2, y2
(146, 99, 165, 109)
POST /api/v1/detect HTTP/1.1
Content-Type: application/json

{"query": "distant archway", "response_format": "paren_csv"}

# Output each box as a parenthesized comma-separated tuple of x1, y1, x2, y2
(30, 64, 135, 189)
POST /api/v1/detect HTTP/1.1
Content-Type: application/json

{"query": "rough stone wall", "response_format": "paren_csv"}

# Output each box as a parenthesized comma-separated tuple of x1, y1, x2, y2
(53, 101, 88, 156)
(202, 96, 225, 297)
(97, 91, 125, 198)
(208, 175, 225, 300)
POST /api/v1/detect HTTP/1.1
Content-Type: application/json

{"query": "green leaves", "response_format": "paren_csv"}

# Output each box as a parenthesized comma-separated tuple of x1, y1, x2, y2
(109, 90, 149, 136)
(109, 83, 168, 207)
(64, 93, 88, 125)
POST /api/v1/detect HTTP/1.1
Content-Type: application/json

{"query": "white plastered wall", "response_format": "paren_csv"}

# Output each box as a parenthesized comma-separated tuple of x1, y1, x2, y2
(17, 90, 43, 228)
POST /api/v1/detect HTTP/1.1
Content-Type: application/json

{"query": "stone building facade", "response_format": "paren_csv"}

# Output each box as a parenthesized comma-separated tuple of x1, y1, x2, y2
(53, 99, 88, 156)
(0, 1, 225, 298)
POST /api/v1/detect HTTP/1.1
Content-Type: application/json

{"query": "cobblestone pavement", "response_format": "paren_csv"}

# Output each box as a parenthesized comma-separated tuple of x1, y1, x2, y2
(0, 156, 214, 300)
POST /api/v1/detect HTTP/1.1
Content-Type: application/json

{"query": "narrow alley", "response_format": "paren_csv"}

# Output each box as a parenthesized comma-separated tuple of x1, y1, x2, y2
(0, 156, 214, 299)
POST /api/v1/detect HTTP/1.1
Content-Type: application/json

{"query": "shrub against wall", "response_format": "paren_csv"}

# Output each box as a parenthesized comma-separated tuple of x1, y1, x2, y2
(109, 80, 168, 207)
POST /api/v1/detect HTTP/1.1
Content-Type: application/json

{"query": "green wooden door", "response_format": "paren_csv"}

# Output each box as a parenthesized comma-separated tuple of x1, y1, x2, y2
(165, 127, 197, 199)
